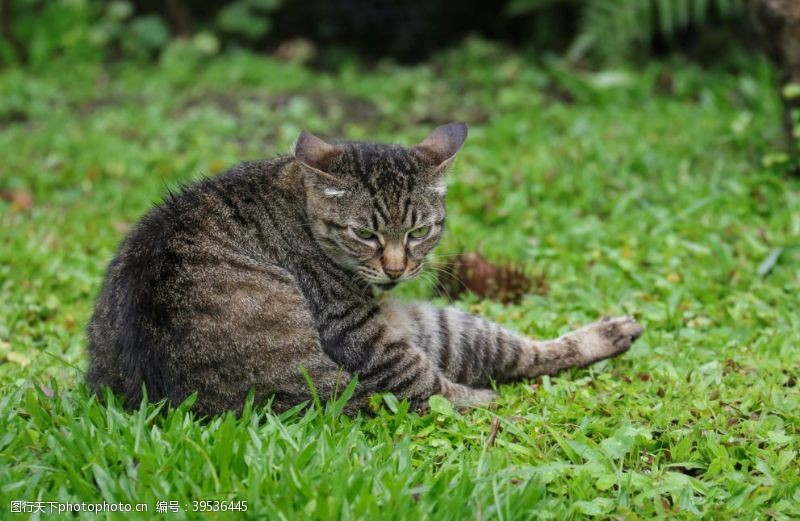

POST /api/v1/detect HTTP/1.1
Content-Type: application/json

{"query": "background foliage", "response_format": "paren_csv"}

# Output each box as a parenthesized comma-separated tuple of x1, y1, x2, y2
(1, 0, 752, 67)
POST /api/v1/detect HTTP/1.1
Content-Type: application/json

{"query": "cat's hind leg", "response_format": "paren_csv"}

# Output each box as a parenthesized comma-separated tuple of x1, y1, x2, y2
(167, 262, 370, 415)
(394, 302, 642, 387)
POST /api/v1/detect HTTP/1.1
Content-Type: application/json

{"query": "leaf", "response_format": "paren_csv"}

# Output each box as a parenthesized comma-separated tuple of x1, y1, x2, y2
(775, 450, 796, 472)
(678, 486, 701, 515)
(782, 83, 800, 100)
(660, 472, 709, 495)
(217, 2, 270, 40)
(596, 474, 616, 491)
(382, 393, 400, 414)
(192, 32, 220, 56)
(572, 497, 615, 516)
(428, 395, 455, 417)
(526, 463, 574, 484)
(758, 248, 784, 277)
(767, 430, 792, 445)
(601, 425, 652, 460)
(327, 373, 358, 416)
(566, 439, 608, 466)
(129, 15, 171, 51)
(587, 71, 634, 89)
(756, 244, 800, 278)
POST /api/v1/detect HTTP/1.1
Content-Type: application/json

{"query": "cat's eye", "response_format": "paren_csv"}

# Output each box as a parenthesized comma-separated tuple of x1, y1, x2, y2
(354, 228, 378, 241)
(408, 226, 431, 240)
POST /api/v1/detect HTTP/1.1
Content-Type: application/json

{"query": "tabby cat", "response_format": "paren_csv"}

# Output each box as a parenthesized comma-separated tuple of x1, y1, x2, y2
(87, 123, 642, 415)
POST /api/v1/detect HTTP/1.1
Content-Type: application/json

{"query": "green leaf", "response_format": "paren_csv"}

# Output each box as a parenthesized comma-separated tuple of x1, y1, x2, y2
(758, 247, 784, 277)
(595, 474, 616, 491)
(129, 15, 170, 51)
(767, 430, 793, 446)
(382, 393, 400, 414)
(782, 83, 800, 100)
(428, 395, 455, 417)
(217, 2, 271, 40)
(600, 425, 651, 460)
(572, 497, 615, 516)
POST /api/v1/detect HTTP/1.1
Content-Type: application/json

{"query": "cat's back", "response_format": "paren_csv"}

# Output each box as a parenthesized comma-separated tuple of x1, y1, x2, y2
(87, 157, 298, 398)
(101, 157, 288, 292)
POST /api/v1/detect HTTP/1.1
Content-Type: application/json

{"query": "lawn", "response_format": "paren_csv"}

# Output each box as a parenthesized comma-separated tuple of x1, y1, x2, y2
(1, 40, 799, 519)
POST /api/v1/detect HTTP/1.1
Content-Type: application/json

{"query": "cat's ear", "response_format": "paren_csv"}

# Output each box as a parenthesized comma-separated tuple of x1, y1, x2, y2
(294, 130, 337, 172)
(414, 122, 468, 173)
(294, 130, 350, 196)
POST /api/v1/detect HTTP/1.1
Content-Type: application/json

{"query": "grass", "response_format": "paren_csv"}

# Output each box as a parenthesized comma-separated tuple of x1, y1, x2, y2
(1, 39, 799, 519)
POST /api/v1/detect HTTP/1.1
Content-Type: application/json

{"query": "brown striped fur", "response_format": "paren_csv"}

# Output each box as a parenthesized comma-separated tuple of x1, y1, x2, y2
(87, 123, 642, 416)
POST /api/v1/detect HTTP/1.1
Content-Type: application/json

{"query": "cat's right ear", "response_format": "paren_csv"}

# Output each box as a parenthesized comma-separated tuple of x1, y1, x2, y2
(294, 130, 337, 172)
(294, 130, 349, 195)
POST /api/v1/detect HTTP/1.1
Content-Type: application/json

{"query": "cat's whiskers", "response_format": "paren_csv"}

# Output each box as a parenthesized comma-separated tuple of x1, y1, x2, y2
(415, 270, 439, 292)
(427, 252, 467, 259)
(334, 269, 377, 302)
(403, 263, 424, 281)
(420, 261, 472, 300)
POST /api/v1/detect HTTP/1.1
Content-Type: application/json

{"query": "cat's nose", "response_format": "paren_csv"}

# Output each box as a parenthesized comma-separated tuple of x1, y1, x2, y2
(382, 242, 406, 279)
(383, 266, 405, 280)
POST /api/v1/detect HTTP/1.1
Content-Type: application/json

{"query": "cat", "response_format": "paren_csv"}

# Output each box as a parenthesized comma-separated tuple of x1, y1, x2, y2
(87, 123, 643, 416)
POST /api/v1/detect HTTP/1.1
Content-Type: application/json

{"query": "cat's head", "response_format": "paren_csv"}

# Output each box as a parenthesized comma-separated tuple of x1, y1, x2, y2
(295, 123, 467, 290)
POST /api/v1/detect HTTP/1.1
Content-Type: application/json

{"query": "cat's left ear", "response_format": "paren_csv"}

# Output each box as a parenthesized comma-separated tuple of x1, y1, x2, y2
(414, 122, 468, 174)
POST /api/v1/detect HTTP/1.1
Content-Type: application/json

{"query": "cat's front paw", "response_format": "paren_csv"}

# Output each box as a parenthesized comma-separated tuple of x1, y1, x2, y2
(575, 316, 643, 362)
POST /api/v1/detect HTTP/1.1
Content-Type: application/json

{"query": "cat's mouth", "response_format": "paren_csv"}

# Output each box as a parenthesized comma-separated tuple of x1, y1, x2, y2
(356, 264, 422, 289)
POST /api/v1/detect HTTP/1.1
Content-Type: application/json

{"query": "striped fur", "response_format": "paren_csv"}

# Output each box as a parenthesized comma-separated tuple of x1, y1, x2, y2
(87, 124, 642, 416)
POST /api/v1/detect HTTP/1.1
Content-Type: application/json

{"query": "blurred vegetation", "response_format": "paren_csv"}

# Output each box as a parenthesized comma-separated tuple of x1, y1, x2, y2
(507, 0, 747, 63)
(1, 0, 752, 68)
(0, 0, 780, 137)
(765, 83, 800, 172)
(8, 0, 800, 174)
(0, 0, 278, 66)
(0, 0, 497, 66)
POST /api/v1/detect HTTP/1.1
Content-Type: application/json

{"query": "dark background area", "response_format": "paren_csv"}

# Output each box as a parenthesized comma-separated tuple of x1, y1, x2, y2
(0, 0, 754, 67)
